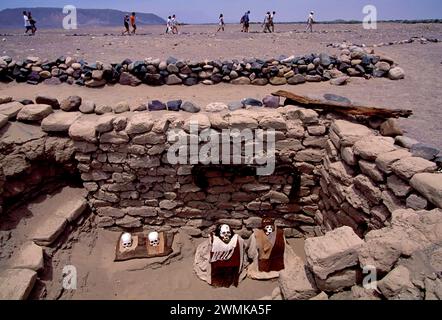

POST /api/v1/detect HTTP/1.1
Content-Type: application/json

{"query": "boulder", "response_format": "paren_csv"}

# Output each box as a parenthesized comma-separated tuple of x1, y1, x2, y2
(0, 101, 24, 119)
(278, 256, 319, 300)
(231, 76, 251, 85)
(0, 114, 8, 129)
(287, 74, 306, 85)
(126, 113, 154, 135)
(262, 95, 280, 108)
(41, 112, 81, 132)
(0, 269, 37, 300)
(113, 101, 130, 113)
(391, 157, 437, 180)
(410, 173, 442, 208)
(116, 215, 142, 228)
(95, 104, 113, 115)
(315, 268, 359, 292)
(204, 102, 228, 112)
(375, 149, 412, 173)
(119, 72, 141, 86)
(388, 67, 405, 80)
(16, 104, 53, 122)
(11, 242, 44, 271)
(330, 76, 350, 86)
(0, 96, 13, 104)
(68, 119, 97, 142)
(180, 101, 200, 113)
(411, 143, 440, 161)
(167, 100, 182, 111)
(331, 120, 373, 147)
(378, 265, 421, 299)
(60, 96, 82, 112)
(79, 100, 95, 114)
(31, 216, 67, 246)
(380, 119, 403, 137)
(35, 95, 59, 108)
(305, 226, 364, 280)
(353, 136, 396, 161)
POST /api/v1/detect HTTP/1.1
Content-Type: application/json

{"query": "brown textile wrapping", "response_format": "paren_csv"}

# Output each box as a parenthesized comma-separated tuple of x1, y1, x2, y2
(210, 235, 241, 288)
(114, 231, 174, 262)
(257, 229, 285, 272)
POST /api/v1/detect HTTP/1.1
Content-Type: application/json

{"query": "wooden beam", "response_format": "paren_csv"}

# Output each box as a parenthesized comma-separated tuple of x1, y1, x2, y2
(272, 90, 413, 119)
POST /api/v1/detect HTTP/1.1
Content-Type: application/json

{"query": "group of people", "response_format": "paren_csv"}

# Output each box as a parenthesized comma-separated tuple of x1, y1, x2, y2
(122, 12, 137, 35)
(262, 11, 276, 33)
(166, 15, 179, 34)
(23, 11, 37, 35)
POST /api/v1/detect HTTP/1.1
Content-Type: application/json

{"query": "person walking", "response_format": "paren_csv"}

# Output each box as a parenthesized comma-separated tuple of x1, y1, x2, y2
(270, 11, 276, 32)
(263, 11, 271, 33)
(241, 11, 250, 33)
(23, 11, 32, 35)
(130, 12, 137, 34)
(122, 14, 130, 35)
(217, 14, 225, 32)
(171, 14, 179, 34)
(306, 11, 314, 33)
(166, 16, 172, 34)
(28, 11, 37, 35)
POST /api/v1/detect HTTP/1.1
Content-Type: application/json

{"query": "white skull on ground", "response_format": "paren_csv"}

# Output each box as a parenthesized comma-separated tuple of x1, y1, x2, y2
(220, 224, 232, 243)
(264, 225, 274, 236)
(121, 232, 132, 248)
(148, 231, 160, 246)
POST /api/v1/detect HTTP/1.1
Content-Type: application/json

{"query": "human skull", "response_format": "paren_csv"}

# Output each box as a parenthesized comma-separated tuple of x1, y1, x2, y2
(148, 231, 160, 246)
(219, 224, 232, 243)
(264, 225, 274, 235)
(121, 232, 132, 248)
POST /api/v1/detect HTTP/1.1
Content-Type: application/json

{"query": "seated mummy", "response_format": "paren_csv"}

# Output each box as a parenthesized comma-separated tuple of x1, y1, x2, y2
(194, 224, 247, 288)
(247, 217, 292, 279)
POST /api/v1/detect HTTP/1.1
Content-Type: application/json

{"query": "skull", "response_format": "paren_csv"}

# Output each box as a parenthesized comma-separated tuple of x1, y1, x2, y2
(148, 231, 160, 247)
(264, 225, 274, 236)
(121, 232, 132, 248)
(219, 224, 232, 243)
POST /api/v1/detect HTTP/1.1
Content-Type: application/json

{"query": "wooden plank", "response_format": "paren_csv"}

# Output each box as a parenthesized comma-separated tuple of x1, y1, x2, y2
(272, 90, 413, 119)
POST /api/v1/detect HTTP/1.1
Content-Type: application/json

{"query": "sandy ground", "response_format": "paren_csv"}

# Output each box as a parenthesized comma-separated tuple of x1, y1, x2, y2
(1, 23, 441, 149)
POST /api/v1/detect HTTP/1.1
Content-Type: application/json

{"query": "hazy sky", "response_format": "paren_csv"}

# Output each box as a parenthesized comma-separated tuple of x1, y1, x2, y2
(1, 0, 441, 23)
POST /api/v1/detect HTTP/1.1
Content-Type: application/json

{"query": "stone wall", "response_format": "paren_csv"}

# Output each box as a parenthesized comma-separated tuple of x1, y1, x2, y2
(0, 45, 405, 87)
(2, 92, 440, 241)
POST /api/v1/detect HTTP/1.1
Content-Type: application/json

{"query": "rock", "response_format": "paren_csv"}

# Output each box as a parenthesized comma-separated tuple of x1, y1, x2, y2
(43, 77, 62, 85)
(388, 67, 405, 80)
(96, 216, 115, 228)
(60, 96, 82, 112)
(387, 175, 412, 197)
(259, 114, 287, 130)
(330, 76, 349, 86)
(395, 136, 419, 149)
(262, 95, 280, 108)
(410, 173, 442, 208)
(288, 74, 306, 85)
(227, 101, 243, 111)
(0, 96, 13, 104)
(380, 119, 403, 136)
(309, 292, 329, 300)
(359, 159, 385, 182)
(0, 101, 24, 119)
(319, 53, 331, 66)
(85, 79, 106, 88)
(331, 119, 374, 147)
(16, 104, 53, 122)
(79, 100, 95, 114)
(241, 98, 263, 107)
(69, 120, 97, 142)
(116, 215, 142, 228)
(204, 102, 227, 112)
(100, 131, 129, 144)
(166, 74, 182, 85)
(31, 216, 67, 246)
(294, 149, 323, 163)
(0, 114, 8, 129)
(97, 207, 124, 218)
(305, 226, 364, 280)
(375, 149, 412, 174)
(375, 61, 391, 72)
(113, 101, 130, 113)
(11, 242, 44, 271)
(55, 197, 87, 222)
(126, 113, 154, 134)
(119, 72, 141, 86)
(378, 265, 421, 299)
(353, 174, 382, 204)
(251, 78, 268, 85)
(293, 109, 319, 124)
(41, 111, 81, 132)
(353, 136, 396, 161)
(166, 100, 182, 111)
(406, 194, 428, 210)
(350, 285, 381, 300)
(180, 101, 200, 113)
(148, 100, 166, 111)
(231, 77, 251, 85)
(270, 77, 287, 85)
(306, 75, 322, 82)
(35, 95, 59, 108)
(279, 256, 319, 300)
(95, 104, 112, 115)
(0, 269, 37, 300)
(315, 268, 359, 292)
(391, 157, 437, 180)
(411, 143, 440, 160)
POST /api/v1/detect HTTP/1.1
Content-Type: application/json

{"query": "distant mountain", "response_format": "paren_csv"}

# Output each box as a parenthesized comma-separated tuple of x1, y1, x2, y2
(0, 7, 165, 28)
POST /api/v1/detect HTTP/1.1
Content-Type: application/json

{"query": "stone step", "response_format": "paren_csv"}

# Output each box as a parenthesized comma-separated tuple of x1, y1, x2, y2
(0, 268, 37, 300)
(31, 216, 67, 246)
(11, 241, 44, 272)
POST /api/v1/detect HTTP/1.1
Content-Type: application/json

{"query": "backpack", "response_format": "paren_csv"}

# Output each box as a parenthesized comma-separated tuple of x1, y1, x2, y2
(240, 15, 245, 23)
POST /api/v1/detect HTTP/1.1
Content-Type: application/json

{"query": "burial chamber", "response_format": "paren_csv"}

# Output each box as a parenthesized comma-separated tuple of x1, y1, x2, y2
(1, 93, 442, 300)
